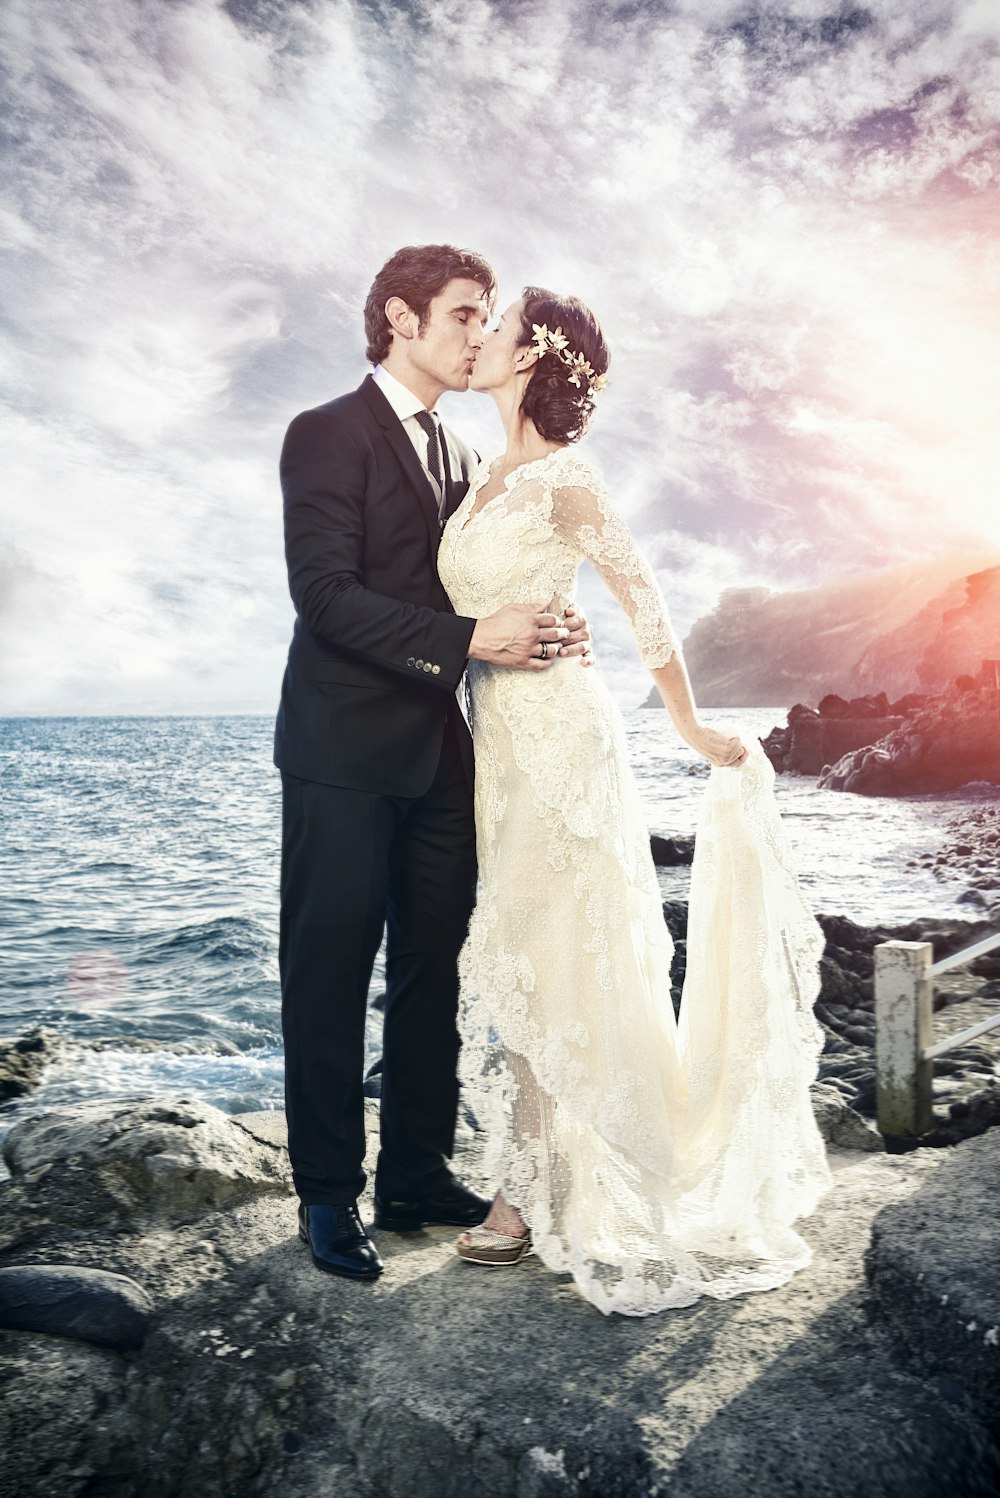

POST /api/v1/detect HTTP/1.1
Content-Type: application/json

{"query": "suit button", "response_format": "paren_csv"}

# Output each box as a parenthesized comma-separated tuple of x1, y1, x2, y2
(415, 658, 424, 669)
(423, 662, 432, 672)
(407, 657, 415, 667)
(431, 664, 441, 675)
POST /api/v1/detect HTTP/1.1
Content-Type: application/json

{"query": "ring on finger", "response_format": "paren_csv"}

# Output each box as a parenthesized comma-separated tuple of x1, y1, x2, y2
(540, 641, 549, 660)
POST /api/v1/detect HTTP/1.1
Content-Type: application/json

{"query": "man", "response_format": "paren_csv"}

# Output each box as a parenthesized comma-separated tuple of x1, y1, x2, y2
(275, 244, 589, 1280)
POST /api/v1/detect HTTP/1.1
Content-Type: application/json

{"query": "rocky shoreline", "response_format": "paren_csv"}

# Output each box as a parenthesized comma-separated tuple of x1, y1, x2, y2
(2, 897, 999, 1497)
(760, 667, 1000, 795)
(1, 1094, 998, 1498)
(4, 898, 1000, 1158)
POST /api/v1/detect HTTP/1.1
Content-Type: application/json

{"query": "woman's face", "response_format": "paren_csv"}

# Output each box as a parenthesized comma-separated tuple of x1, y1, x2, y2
(469, 298, 529, 392)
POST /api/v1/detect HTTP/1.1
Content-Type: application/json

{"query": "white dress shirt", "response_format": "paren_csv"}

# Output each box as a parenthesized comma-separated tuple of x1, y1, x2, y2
(373, 364, 453, 510)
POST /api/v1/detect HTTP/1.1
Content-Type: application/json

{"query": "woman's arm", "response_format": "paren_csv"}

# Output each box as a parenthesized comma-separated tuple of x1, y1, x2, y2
(550, 466, 747, 768)
(647, 652, 748, 768)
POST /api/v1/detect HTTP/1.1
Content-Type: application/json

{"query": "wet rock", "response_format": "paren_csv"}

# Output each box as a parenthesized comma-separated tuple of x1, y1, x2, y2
(0, 1027, 62, 1103)
(0, 1264, 152, 1350)
(649, 833, 695, 866)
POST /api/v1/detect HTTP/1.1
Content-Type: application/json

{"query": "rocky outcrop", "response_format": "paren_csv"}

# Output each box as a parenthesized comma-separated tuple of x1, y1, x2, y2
(760, 692, 923, 775)
(0, 1097, 290, 1253)
(642, 551, 1000, 708)
(856, 563, 1000, 697)
(818, 682, 1000, 795)
(0, 1029, 62, 1104)
(1, 1098, 999, 1498)
(649, 833, 694, 866)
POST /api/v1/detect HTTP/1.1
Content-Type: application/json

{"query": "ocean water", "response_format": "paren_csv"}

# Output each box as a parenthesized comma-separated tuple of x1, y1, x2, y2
(0, 711, 995, 1150)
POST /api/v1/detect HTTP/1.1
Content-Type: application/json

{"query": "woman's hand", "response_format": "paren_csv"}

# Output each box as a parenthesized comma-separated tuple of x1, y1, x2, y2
(687, 724, 749, 769)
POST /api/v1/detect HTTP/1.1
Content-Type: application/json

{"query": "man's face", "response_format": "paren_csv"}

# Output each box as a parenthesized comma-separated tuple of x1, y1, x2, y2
(407, 277, 489, 393)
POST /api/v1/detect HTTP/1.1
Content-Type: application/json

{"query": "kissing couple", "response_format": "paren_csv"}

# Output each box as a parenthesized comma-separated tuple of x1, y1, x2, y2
(273, 243, 832, 1317)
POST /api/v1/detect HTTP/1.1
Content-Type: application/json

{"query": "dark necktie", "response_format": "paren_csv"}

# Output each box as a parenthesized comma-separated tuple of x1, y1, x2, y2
(413, 410, 448, 524)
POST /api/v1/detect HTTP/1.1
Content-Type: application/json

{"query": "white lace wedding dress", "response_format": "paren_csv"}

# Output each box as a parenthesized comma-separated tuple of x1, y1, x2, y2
(437, 446, 833, 1317)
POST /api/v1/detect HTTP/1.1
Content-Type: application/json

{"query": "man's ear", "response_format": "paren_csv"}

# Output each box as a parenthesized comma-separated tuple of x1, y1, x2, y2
(384, 296, 417, 341)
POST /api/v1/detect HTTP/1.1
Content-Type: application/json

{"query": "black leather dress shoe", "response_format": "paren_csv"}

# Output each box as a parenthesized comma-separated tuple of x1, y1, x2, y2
(373, 1176, 491, 1232)
(298, 1203, 383, 1280)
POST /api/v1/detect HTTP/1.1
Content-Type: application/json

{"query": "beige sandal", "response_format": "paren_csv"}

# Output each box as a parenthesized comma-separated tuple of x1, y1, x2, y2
(455, 1224, 532, 1266)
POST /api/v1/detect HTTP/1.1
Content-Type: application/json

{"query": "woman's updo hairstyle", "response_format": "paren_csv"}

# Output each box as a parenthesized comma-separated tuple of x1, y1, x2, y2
(517, 286, 610, 445)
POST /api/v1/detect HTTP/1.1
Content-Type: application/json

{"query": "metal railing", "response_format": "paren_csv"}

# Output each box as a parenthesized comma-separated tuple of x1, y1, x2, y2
(875, 932, 1000, 1136)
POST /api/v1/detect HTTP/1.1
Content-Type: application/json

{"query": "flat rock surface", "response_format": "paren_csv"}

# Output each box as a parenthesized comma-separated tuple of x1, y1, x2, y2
(866, 1129, 1000, 1434)
(3, 1099, 998, 1497)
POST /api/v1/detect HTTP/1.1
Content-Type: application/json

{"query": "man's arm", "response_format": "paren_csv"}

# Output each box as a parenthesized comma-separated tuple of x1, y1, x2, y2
(283, 408, 573, 679)
(281, 408, 476, 691)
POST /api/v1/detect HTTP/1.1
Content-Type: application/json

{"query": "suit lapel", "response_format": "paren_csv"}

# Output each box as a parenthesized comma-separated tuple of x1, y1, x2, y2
(358, 375, 442, 551)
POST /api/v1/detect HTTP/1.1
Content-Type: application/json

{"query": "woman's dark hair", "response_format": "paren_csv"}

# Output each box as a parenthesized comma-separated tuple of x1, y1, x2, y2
(517, 286, 610, 444)
(364, 244, 498, 364)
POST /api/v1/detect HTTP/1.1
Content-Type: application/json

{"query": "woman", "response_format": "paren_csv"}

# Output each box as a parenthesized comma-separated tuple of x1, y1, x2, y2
(436, 288, 832, 1317)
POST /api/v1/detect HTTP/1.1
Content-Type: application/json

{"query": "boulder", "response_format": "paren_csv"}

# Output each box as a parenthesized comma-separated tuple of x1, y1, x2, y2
(2, 1096, 292, 1226)
(0, 1264, 153, 1350)
(649, 834, 695, 866)
(817, 693, 850, 717)
(0, 1027, 62, 1104)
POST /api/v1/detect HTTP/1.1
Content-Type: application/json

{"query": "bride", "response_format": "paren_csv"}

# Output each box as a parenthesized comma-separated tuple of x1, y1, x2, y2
(436, 287, 833, 1317)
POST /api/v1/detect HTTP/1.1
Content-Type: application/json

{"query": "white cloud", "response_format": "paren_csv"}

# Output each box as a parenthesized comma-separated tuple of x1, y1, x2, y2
(0, 0, 998, 712)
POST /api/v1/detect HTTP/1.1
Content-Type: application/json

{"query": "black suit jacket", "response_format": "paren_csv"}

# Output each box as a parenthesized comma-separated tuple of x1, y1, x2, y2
(273, 375, 478, 796)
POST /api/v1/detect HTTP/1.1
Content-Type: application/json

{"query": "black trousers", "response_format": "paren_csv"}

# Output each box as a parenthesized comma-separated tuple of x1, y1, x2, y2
(279, 709, 478, 1206)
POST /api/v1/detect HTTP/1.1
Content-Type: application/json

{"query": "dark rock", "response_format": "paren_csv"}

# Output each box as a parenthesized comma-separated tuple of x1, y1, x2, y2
(661, 901, 688, 942)
(818, 689, 1000, 795)
(0, 1265, 152, 1351)
(0, 1027, 62, 1103)
(889, 693, 929, 716)
(847, 692, 891, 718)
(817, 694, 850, 717)
(363, 1058, 383, 1099)
(649, 834, 695, 866)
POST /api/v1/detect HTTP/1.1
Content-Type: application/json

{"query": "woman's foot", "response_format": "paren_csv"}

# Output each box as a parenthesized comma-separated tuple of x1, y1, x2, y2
(479, 1190, 529, 1237)
(456, 1190, 530, 1264)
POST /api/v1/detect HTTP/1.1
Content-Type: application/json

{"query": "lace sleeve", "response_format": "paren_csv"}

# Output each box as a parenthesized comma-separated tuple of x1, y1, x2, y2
(550, 464, 681, 669)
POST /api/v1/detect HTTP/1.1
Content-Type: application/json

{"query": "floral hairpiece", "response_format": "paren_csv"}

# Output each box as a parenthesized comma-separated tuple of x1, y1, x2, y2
(530, 323, 609, 393)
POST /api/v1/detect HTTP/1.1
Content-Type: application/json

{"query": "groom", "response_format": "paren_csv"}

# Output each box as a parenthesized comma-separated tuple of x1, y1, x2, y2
(275, 244, 588, 1280)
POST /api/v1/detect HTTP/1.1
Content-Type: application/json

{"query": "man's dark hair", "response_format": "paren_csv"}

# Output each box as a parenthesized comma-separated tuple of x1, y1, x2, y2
(364, 244, 498, 364)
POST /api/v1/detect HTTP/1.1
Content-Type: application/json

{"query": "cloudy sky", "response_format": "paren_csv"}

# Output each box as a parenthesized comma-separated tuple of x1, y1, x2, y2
(1, 0, 998, 714)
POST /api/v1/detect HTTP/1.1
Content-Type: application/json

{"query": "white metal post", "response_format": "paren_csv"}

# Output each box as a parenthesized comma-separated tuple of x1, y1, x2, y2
(875, 940, 934, 1137)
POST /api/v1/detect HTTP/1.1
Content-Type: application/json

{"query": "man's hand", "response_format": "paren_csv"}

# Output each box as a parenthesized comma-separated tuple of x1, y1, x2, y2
(557, 602, 594, 667)
(468, 603, 569, 669)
